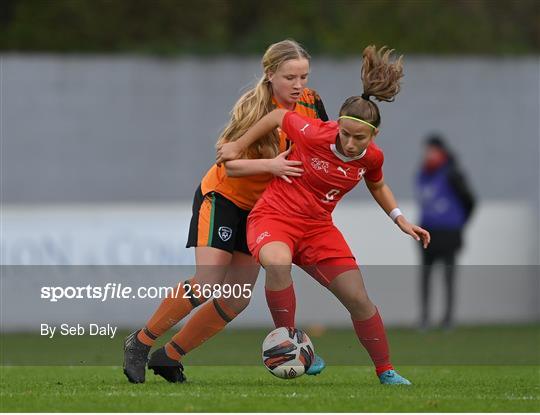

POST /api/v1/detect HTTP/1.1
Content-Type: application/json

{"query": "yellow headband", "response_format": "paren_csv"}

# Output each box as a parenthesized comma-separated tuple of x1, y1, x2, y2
(338, 115, 377, 131)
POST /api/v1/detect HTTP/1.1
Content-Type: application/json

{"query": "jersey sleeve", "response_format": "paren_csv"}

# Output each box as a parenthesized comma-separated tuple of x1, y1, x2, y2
(364, 151, 384, 182)
(281, 111, 323, 145)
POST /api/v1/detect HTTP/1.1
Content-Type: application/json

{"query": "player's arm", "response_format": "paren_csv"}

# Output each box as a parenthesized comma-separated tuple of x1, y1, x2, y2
(223, 147, 303, 183)
(365, 178, 431, 248)
(216, 109, 288, 165)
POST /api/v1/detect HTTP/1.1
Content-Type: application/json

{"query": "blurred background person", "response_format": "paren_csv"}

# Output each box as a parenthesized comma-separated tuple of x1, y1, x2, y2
(416, 134, 476, 331)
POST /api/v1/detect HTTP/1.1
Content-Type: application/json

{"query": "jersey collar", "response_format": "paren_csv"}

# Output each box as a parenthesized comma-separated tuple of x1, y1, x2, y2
(330, 144, 367, 162)
(272, 96, 297, 111)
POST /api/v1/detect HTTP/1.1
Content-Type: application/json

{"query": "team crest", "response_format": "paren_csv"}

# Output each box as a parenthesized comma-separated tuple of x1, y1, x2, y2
(311, 157, 329, 173)
(357, 167, 367, 180)
(218, 226, 233, 242)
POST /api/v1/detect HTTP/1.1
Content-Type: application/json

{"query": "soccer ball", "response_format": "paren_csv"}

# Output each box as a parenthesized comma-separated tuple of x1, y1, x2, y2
(261, 327, 315, 379)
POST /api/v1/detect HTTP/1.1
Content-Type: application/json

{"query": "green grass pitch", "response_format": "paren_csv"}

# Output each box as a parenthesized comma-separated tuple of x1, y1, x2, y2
(1, 366, 539, 412)
(1, 325, 539, 412)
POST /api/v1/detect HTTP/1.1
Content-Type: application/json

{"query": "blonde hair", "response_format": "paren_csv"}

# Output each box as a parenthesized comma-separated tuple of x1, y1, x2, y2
(339, 45, 403, 128)
(217, 39, 310, 159)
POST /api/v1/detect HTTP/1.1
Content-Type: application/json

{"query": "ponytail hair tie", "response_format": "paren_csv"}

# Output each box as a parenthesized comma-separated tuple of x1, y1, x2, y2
(361, 92, 370, 101)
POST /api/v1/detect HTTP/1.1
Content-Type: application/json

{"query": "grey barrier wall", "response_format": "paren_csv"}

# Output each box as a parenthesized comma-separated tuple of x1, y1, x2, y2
(2, 201, 537, 266)
(1, 55, 539, 328)
(2, 55, 539, 205)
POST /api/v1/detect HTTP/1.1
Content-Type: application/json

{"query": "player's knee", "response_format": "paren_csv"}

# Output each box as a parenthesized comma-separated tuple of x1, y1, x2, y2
(259, 243, 292, 266)
(347, 292, 373, 315)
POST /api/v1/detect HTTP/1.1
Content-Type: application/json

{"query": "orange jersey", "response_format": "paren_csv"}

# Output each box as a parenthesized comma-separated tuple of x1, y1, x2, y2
(200, 88, 327, 210)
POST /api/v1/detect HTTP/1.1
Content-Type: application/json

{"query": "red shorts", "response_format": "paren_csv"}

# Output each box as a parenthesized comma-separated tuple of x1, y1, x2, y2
(247, 201, 358, 287)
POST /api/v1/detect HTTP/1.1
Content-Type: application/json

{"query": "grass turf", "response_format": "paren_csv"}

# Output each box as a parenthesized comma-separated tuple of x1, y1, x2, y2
(2, 325, 539, 365)
(1, 365, 539, 412)
(1, 326, 539, 411)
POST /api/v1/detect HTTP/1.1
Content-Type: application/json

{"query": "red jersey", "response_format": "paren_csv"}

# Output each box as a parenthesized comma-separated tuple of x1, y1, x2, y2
(257, 111, 384, 220)
(201, 88, 326, 210)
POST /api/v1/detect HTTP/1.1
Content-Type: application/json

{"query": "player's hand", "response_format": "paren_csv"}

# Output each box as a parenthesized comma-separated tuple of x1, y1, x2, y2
(395, 216, 431, 248)
(216, 141, 243, 166)
(268, 148, 303, 184)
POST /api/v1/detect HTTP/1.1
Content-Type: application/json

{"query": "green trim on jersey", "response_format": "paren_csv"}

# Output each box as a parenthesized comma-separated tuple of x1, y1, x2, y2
(297, 100, 317, 112)
(208, 193, 216, 245)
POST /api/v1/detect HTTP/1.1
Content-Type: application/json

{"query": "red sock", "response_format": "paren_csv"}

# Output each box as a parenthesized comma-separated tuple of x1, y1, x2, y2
(265, 284, 296, 327)
(352, 309, 394, 375)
